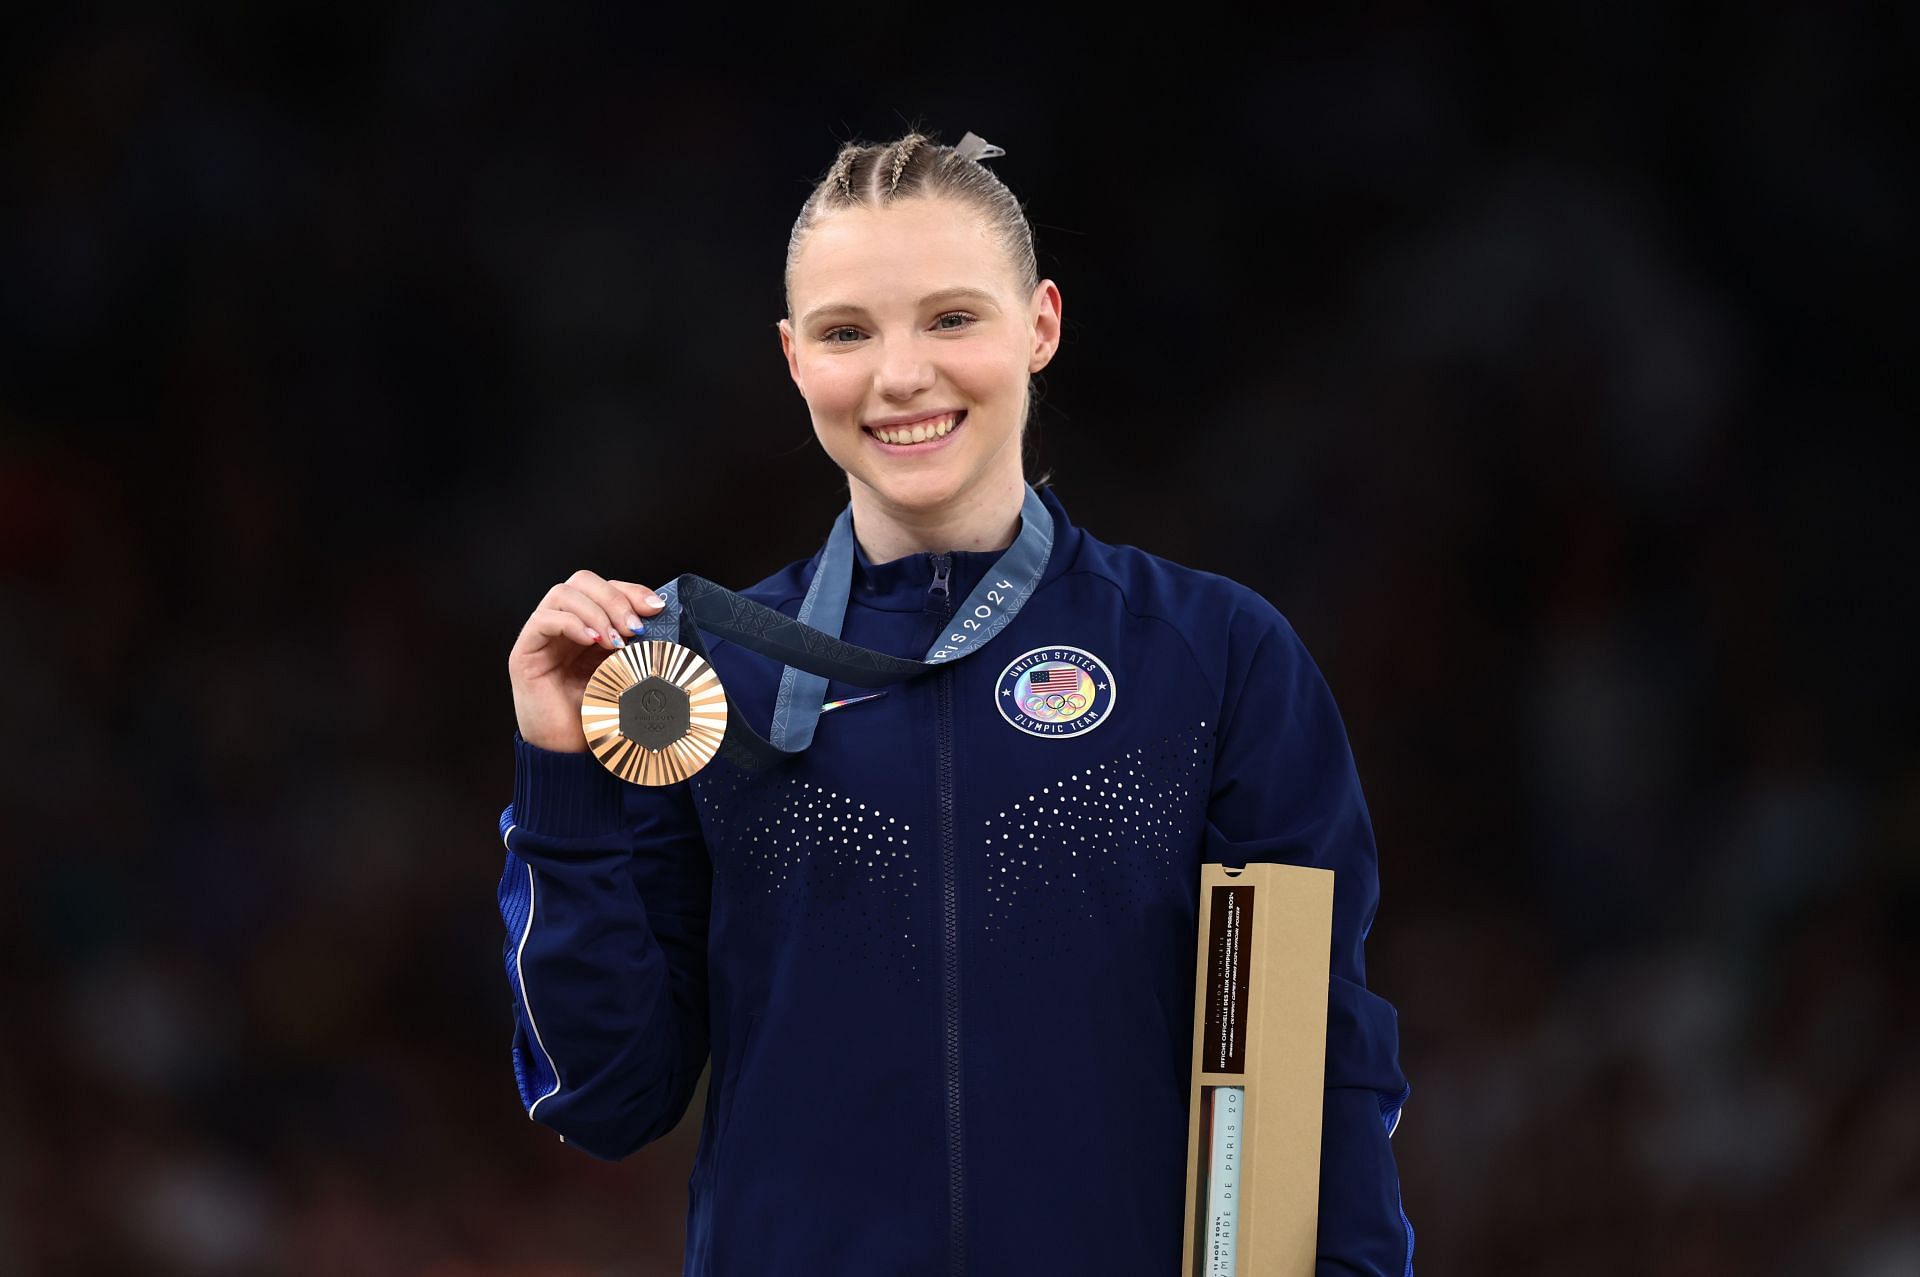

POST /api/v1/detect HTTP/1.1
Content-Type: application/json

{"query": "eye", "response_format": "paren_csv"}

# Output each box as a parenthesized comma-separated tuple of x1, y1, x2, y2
(818, 312, 976, 344)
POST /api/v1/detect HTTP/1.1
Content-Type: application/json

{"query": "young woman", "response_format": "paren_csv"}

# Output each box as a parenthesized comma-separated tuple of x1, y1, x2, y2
(499, 129, 1414, 1276)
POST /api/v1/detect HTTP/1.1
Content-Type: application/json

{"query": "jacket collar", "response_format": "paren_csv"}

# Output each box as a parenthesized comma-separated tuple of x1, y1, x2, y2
(812, 483, 1083, 614)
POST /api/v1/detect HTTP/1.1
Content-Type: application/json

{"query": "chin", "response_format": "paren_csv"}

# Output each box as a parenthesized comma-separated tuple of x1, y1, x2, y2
(859, 468, 968, 511)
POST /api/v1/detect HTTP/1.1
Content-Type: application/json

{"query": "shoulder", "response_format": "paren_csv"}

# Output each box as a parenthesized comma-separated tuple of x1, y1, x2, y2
(1066, 534, 1354, 783)
(1060, 524, 1310, 687)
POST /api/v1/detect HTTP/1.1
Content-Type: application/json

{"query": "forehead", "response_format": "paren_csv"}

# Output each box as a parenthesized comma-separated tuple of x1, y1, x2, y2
(791, 197, 1014, 303)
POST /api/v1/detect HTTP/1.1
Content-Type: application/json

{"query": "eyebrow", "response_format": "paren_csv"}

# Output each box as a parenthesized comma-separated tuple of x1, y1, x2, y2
(800, 286, 1001, 329)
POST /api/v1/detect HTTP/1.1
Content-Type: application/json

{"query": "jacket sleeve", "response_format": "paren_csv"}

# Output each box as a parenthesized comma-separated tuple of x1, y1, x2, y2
(494, 728, 713, 1160)
(1205, 601, 1415, 1277)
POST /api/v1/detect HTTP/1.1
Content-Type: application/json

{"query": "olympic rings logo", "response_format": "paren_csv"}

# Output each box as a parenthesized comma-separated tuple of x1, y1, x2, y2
(1022, 690, 1089, 718)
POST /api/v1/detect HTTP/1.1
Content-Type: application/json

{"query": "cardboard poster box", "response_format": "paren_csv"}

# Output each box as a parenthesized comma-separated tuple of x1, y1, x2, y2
(1181, 861, 1335, 1276)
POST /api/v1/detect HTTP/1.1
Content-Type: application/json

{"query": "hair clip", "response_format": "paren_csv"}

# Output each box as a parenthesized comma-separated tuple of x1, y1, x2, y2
(953, 131, 1006, 163)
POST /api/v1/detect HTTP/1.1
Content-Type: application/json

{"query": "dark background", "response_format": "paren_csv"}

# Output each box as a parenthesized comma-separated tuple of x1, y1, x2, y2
(4, 6, 1915, 1275)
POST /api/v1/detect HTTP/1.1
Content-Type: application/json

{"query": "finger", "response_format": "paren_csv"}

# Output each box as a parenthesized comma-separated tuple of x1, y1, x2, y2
(569, 570, 660, 637)
(606, 579, 669, 628)
(580, 577, 655, 637)
(527, 605, 607, 647)
(547, 583, 623, 648)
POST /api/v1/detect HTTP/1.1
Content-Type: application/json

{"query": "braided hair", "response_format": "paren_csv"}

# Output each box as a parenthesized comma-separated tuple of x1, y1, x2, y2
(783, 129, 1039, 320)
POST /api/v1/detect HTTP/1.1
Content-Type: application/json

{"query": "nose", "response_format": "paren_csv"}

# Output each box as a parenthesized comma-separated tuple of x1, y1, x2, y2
(874, 336, 936, 403)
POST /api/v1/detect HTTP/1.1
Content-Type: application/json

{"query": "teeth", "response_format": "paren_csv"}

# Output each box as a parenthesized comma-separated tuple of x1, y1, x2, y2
(873, 411, 960, 445)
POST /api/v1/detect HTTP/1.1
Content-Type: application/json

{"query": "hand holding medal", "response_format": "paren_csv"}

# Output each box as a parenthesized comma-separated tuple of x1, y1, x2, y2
(505, 569, 677, 758)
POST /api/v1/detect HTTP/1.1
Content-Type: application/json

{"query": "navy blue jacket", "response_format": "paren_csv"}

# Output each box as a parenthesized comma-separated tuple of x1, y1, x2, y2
(496, 482, 1413, 1275)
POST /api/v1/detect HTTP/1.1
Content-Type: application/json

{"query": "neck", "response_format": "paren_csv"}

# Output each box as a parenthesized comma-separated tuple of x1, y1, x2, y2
(849, 473, 1027, 564)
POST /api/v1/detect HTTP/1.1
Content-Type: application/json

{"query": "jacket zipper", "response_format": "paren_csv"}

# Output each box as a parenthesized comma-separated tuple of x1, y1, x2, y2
(926, 552, 965, 1276)
(926, 551, 952, 615)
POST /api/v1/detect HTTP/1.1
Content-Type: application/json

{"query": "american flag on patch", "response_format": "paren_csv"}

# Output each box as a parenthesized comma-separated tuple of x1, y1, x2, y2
(1027, 666, 1078, 691)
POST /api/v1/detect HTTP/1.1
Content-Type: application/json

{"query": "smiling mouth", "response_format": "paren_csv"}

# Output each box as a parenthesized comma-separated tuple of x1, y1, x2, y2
(863, 410, 966, 446)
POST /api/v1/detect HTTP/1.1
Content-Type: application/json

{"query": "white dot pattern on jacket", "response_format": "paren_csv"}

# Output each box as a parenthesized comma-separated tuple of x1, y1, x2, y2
(689, 720, 1217, 987)
(692, 763, 922, 995)
(982, 720, 1215, 965)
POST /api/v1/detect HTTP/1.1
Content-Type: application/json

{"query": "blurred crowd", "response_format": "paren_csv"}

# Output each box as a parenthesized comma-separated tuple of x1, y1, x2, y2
(2, 6, 1913, 1275)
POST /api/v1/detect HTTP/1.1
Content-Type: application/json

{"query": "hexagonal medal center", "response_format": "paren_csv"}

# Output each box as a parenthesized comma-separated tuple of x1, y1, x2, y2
(620, 675, 690, 749)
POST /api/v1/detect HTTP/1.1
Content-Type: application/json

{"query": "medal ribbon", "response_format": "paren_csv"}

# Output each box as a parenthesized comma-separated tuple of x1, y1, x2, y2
(647, 482, 1054, 773)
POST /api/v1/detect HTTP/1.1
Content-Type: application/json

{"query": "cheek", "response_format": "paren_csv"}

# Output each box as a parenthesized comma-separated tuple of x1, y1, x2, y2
(949, 342, 1025, 409)
(802, 352, 868, 416)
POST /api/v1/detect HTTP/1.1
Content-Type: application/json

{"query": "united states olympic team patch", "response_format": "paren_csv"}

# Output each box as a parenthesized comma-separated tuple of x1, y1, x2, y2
(994, 646, 1116, 738)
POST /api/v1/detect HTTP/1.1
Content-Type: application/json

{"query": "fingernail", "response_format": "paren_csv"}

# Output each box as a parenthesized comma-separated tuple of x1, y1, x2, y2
(645, 591, 664, 608)
(611, 633, 625, 648)
(633, 620, 647, 635)
(585, 628, 600, 641)
(625, 613, 644, 633)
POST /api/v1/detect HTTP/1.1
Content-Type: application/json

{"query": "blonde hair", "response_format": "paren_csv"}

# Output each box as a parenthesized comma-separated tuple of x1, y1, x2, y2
(783, 129, 1041, 319)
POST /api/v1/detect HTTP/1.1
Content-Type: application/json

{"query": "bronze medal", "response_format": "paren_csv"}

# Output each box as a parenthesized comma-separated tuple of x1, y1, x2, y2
(580, 640, 729, 786)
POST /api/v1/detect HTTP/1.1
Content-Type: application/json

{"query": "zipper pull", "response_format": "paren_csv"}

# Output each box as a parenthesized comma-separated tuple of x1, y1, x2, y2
(925, 552, 952, 616)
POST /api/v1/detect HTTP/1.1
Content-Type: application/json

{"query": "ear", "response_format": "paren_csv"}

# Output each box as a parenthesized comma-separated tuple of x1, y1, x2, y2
(777, 317, 803, 391)
(1027, 279, 1062, 374)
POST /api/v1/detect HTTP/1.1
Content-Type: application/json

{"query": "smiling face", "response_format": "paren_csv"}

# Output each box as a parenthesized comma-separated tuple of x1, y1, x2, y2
(778, 196, 1062, 519)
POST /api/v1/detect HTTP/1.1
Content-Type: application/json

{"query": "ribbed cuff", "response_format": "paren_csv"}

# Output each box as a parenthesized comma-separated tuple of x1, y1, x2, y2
(511, 729, 628, 838)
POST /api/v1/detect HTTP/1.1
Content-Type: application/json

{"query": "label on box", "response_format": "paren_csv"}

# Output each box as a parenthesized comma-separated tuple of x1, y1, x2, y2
(1203, 884, 1255, 1073)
